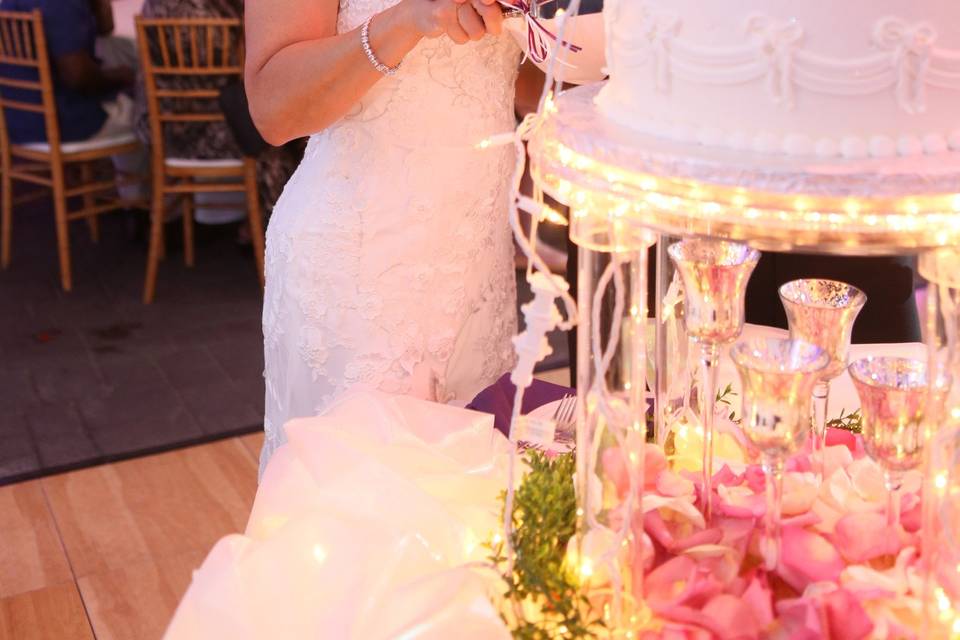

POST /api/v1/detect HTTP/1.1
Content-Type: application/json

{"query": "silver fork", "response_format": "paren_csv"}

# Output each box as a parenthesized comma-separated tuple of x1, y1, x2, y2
(518, 394, 577, 452)
(553, 393, 577, 445)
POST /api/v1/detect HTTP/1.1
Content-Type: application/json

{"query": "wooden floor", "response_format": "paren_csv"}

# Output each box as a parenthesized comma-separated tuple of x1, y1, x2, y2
(0, 368, 570, 640)
(0, 433, 263, 640)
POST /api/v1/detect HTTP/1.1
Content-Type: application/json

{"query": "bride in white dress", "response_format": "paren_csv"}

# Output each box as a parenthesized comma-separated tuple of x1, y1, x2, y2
(246, 0, 521, 472)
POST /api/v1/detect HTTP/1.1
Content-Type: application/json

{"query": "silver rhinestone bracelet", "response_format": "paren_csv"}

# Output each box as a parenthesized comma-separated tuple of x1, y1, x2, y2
(360, 17, 399, 77)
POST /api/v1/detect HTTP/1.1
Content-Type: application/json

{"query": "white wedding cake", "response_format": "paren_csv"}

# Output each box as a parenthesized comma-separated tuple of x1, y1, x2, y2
(596, 0, 960, 159)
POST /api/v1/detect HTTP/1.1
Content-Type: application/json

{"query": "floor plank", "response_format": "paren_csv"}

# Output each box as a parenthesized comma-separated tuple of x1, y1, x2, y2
(43, 439, 256, 578)
(0, 481, 73, 599)
(238, 431, 263, 465)
(0, 583, 94, 640)
(78, 549, 204, 640)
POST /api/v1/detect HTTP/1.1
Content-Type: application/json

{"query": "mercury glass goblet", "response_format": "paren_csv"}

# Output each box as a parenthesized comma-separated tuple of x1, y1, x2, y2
(731, 337, 828, 571)
(668, 238, 760, 522)
(779, 279, 866, 484)
(848, 357, 950, 535)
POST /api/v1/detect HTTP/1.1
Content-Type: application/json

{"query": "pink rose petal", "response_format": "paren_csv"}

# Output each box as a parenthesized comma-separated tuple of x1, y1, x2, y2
(716, 517, 756, 556)
(602, 444, 669, 499)
(645, 443, 668, 487)
(786, 455, 813, 473)
(703, 593, 762, 638)
(650, 604, 726, 639)
(833, 511, 898, 562)
(601, 447, 629, 499)
(715, 486, 765, 519)
(778, 527, 844, 591)
(673, 527, 724, 553)
(825, 427, 858, 452)
(900, 492, 922, 533)
(740, 574, 774, 629)
(658, 469, 695, 497)
(742, 465, 766, 493)
(645, 556, 697, 606)
(776, 597, 825, 639)
(781, 511, 820, 529)
(644, 509, 676, 552)
(713, 465, 740, 487)
(823, 588, 874, 640)
(646, 556, 724, 609)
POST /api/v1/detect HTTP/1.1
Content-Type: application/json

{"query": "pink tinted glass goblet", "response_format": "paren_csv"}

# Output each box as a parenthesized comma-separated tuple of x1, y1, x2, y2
(779, 279, 866, 484)
(731, 337, 828, 570)
(848, 357, 950, 536)
(668, 238, 759, 522)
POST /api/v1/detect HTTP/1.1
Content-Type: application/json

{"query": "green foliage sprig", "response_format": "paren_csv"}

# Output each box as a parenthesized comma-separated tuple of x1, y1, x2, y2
(826, 407, 863, 433)
(715, 382, 741, 424)
(489, 451, 604, 639)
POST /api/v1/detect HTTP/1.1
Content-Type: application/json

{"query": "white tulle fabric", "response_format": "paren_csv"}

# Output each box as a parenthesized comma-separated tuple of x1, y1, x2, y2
(260, 0, 522, 474)
(164, 392, 513, 639)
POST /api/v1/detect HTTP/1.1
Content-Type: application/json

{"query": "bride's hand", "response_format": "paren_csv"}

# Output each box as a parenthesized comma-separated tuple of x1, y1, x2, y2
(408, 0, 504, 44)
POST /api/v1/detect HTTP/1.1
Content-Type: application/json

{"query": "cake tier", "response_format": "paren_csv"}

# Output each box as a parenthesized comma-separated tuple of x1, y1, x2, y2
(597, 0, 960, 158)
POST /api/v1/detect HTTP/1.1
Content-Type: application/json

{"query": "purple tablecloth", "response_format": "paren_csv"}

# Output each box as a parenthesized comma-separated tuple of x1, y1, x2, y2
(466, 373, 573, 437)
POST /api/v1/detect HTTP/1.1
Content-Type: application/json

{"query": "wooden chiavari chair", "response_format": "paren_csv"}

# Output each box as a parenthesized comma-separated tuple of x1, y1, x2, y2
(0, 9, 142, 291)
(136, 16, 264, 303)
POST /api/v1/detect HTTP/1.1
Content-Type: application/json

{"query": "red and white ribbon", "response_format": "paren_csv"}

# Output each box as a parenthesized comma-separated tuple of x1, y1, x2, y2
(497, 0, 582, 64)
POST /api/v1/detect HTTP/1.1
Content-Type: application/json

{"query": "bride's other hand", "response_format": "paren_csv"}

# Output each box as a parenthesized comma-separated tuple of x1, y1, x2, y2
(246, 0, 505, 145)
(411, 0, 504, 43)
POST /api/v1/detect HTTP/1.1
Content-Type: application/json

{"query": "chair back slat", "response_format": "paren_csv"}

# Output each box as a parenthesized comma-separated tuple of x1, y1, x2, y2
(189, 23, 199, 67)
(154, 88, 220, 99)
(0, 54, 36, 67)
(150, 66, 242, 76)
(0, 75, 40, 90)
(156, 24, 171, 66)
(138, 17, 242, 74)
(172, 24, 185, 68)
(0, 10, 61, 151)
(0, 96, 44, 113)
(0, 11, 40, 66)
(220, 23, 231, 68)
(159, 112, 224, 123)
(205, 24, 214, 68)
(136, 16, 244, 164)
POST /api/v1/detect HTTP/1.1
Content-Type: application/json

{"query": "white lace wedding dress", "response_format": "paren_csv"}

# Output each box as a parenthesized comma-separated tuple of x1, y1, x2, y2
(259, 0, 522, 474)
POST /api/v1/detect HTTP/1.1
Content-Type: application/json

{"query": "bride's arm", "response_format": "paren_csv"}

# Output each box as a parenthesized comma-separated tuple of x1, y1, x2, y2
(245, 0, 504, 145)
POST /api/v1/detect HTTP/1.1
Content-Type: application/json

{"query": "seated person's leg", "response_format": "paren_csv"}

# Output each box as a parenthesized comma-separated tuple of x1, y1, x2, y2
(88, 93, 147, 201)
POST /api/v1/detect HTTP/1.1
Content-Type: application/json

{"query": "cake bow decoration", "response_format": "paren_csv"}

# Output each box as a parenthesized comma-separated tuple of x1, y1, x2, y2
(872, 17, 938, 115)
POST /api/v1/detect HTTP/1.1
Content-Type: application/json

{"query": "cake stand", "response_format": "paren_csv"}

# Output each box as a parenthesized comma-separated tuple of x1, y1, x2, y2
(530, 83, 960, 255)
(527, 81, 960, 636)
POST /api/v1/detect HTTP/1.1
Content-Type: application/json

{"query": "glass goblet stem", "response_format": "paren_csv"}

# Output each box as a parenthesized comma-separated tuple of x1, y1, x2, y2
(761, 455, 785, 571)
(812, 381, 830, 483)
(698, 341, 720, 522)
(884, 468, 904, 533)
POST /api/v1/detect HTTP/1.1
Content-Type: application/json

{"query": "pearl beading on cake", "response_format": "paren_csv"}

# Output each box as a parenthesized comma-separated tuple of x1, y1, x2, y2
(617, 116, 960, 159)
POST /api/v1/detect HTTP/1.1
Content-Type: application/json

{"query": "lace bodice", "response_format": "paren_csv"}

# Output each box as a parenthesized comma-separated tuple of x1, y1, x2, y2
(259, 0, 522, 474)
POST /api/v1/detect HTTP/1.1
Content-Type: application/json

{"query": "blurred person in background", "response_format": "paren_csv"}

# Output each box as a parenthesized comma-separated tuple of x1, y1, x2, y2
(0, 0, 146, 199)
(132, 0, 303, 237)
